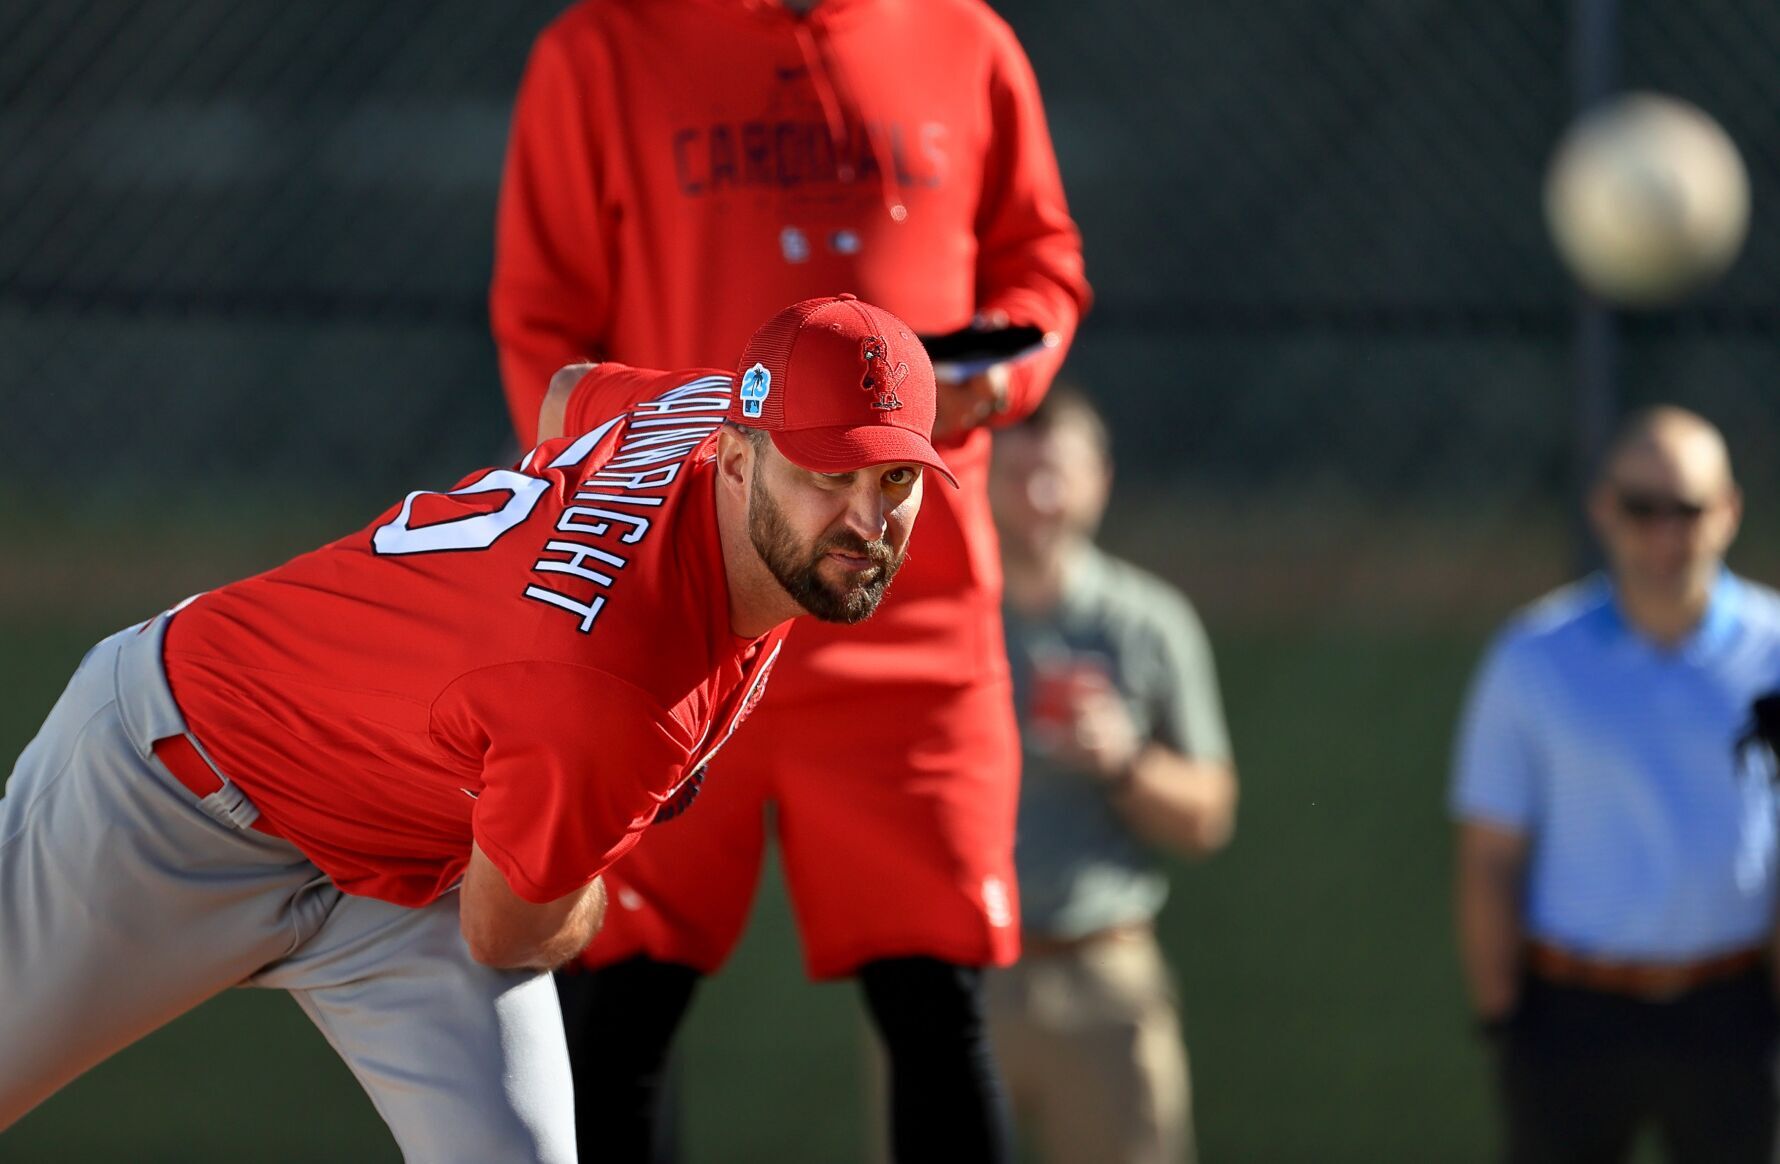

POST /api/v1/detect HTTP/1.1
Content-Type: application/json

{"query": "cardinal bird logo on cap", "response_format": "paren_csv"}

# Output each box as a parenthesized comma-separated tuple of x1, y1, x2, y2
(859, 336, 907, 412)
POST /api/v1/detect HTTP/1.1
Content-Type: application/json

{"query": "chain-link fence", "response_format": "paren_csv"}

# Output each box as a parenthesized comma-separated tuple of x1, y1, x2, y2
(1, 0, 557, 497)
(5, 2, 1780, 1161)
(7, 0, 1779, 625)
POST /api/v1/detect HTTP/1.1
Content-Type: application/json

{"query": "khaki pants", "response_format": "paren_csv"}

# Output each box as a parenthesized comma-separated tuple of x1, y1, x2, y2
(987, 926, 1193, 1164)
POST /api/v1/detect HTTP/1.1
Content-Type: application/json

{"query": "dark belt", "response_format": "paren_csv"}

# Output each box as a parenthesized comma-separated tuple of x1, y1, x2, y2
(1527, 939, 1766, 1002)
(1021, 921, 1152, 960)
(152, 733, 282, 838)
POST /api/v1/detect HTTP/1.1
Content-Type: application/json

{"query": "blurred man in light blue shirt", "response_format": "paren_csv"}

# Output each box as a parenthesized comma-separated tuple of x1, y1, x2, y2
(1452, 405, 1780, 1164)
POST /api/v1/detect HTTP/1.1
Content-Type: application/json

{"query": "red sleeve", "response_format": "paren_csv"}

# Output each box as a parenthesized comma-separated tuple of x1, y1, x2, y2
(972, 15, 1093, 423)
(438, 661, 693, 904)
(490, 16, 618, 448)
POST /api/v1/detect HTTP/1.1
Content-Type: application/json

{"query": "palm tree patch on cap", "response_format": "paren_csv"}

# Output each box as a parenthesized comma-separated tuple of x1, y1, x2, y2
(859, 336, 907, 411)
(740, 362, 771, 418)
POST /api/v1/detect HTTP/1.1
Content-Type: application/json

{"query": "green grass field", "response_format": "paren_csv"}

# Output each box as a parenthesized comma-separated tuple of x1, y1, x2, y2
(0, 610, 1504, 1162)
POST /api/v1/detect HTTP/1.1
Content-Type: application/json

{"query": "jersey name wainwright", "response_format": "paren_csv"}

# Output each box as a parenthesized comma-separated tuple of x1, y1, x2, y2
(521, 375, 730, 633)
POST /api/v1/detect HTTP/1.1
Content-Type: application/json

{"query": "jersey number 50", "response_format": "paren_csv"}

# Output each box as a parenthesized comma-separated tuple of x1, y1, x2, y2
(370, 416, 619, 556)
(370, 470, 551, 556)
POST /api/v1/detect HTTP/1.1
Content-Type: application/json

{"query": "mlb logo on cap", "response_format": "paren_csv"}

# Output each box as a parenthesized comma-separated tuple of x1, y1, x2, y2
(728, 294, 956, 487)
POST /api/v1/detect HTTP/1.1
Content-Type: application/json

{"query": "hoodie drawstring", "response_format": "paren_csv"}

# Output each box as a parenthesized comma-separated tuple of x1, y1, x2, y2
(793, 16, 907, 223)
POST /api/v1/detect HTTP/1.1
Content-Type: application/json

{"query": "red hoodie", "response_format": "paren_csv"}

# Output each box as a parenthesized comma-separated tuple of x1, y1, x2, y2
(492, 0, 1089, 695)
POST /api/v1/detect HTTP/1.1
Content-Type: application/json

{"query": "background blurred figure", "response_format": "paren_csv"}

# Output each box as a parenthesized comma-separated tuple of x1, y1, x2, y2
(987, 385, 1238, 1164)
(1452, 406, 1780, 1164)
(490, 0, 1088, 1160)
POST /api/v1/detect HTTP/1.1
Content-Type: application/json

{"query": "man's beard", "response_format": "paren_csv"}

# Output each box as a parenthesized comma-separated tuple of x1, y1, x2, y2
(748, 472, 903, 624)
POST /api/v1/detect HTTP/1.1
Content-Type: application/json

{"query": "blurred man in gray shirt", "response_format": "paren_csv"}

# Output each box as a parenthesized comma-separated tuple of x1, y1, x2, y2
(986, 385, 1238, 1164)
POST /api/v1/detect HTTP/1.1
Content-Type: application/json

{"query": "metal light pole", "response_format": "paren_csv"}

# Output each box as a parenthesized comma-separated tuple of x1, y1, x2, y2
(1571, 0, 1620, 572)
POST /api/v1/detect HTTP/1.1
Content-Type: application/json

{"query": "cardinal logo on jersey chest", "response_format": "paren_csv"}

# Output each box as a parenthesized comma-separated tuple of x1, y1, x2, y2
(650, 642, 782, 828)
(652, 764, 706, 825)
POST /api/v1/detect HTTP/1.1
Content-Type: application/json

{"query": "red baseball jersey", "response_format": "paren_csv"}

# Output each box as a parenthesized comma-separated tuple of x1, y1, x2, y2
(491, 0, 1090, 697)
(162, 366, 786, 908)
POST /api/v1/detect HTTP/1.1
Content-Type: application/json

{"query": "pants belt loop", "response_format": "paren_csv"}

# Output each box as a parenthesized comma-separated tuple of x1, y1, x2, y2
(123, 602, 269, 836)
(201, 770, 263, 832)
(182, 730, 262, 831)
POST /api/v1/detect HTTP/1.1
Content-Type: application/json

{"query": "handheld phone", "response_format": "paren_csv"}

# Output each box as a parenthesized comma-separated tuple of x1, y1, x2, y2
(917, 324, 1056, 384)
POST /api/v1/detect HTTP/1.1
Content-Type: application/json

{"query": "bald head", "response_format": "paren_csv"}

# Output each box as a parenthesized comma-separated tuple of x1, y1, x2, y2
(1590, 405, 1741, 609)
(1598, 406, 1735, 497)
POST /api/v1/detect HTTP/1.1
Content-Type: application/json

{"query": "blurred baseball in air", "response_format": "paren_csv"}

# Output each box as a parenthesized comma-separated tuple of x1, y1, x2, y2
(1544, 92, 1750, 306)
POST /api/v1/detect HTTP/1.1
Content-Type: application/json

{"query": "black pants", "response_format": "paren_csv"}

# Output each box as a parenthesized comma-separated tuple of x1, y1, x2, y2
(1495, 970, 1780, 1164)
(558, 954, 1011, 1164)
(557, 958, 698, 1164)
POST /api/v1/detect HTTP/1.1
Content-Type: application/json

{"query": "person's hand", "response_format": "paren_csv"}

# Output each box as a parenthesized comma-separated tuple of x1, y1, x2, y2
(1471, 981, 1523, 1046)
(930, 309, 1014, 441)
(933, 362, 1010, 441)
(1475, 1004, 1521, 1056)
(1047, 671, 1142, 785)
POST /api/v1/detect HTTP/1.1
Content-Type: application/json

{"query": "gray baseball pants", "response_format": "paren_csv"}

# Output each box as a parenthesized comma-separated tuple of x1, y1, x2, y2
(0, 614, 577, 1161)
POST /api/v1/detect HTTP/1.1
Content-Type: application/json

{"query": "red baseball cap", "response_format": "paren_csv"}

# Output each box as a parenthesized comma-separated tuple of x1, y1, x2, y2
(728, 294, 957, 488)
